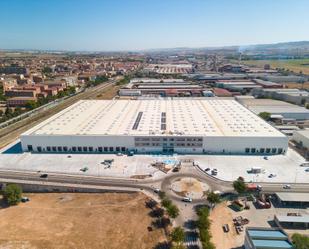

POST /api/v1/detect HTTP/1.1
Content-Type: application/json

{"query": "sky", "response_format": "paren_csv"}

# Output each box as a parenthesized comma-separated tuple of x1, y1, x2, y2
(0, 0, 309, 51)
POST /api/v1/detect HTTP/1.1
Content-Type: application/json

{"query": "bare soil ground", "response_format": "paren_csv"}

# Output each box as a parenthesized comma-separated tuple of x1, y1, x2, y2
(94, 85, 122, 100)
(241, 59, 309, 74)
(283, 82, 309, 89)
(209, 202, 243, 249)
(0, 192, 166, 249)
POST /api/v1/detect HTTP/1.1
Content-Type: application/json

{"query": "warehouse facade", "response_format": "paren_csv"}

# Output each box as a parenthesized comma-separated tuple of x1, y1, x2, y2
(20, 99, 288, 155)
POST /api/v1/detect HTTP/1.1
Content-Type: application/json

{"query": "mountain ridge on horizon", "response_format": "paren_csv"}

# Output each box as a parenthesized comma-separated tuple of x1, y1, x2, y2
(1, 40, 309, 53)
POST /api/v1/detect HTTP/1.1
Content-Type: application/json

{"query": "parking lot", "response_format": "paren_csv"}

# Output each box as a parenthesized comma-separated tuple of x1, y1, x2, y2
(195, 149, 308, 183)
(0, 141, 308, 184)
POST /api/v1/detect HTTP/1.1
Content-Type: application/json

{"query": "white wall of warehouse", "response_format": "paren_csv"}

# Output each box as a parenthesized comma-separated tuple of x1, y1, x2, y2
(21, 135, 288, 155)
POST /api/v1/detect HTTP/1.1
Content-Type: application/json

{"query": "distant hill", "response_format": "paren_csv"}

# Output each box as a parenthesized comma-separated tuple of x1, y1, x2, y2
(144, 41, 309, 56)
(239, 41, 309, 51)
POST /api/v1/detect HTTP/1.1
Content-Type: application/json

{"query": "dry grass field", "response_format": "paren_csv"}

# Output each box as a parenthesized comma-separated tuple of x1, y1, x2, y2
(241, 59, 309, 74)
(0, 193, 166, 249)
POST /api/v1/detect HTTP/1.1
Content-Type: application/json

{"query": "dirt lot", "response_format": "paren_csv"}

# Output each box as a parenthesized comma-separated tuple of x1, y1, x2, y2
(0, 192, 166, 249)
(283, 82, 309, 89)
(241, 59, 309, 74)
(209, 202, 243, 249)
(94, 84, 122, 100)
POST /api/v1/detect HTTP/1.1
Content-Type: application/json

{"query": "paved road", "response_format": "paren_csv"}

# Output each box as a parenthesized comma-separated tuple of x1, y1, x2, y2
(2, 164, 309, 200)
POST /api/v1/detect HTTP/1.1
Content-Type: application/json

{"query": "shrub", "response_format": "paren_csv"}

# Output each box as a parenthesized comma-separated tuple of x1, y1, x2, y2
(3, 184, 22, 206)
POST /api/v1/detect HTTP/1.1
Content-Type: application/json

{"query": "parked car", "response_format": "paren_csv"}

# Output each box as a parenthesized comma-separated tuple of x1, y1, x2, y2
(204, 168, 210, 172)
(283, 184, 291, 189)
(300, 162, 309, 167)
(40, 173, 48, 178)
(211, 169, 218, 175)
(223, 224, 230, 233)
(182, 197, 193, 203)
(154, 188, 160, 193)
(21, 197, 30, 202)
(268, 173, 277, 178)
(305, 168, 309, 172)
(80, 167, 89, 172)
(128, 151, 134, 156)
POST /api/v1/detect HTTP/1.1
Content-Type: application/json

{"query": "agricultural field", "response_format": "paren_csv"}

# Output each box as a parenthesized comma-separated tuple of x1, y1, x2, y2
(242, 59, 309, 74)
(0, 193, 166, 249)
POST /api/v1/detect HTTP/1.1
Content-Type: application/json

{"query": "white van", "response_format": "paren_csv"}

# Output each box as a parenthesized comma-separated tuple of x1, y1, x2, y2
(182, 197, 193, 203)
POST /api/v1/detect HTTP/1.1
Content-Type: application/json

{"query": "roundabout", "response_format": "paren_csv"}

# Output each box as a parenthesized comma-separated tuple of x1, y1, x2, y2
(160, 173, 212, 203)
(170, 177, 210, 199)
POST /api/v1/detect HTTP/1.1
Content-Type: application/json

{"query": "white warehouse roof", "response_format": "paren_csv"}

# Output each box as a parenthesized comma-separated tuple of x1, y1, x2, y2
(22, 99, 285, 137)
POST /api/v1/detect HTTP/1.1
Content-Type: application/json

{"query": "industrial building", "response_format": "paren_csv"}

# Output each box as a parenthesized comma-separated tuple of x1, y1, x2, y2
(244, 227, 293, 249)
(237, 97, 309, 121)
(293, 129, 309, 149)
(275, 192, 309, 207)
(215, 80, 262, 91)
(119, 78, 205, 97)
(252, 88, 309, 105)
(292, 129, 309, 149)
(20, 99, 288, 154)
(275, 214, 309, 230)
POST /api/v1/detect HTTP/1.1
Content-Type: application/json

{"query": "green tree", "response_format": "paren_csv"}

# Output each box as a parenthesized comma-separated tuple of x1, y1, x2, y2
(292, 233, 309, 249)
(116, 75, 130, 86)
(42, 66, 52, 74)
(3, 184, 22, 206)
(166, 204, 180, 219)
(207, 191, 221, 207)
(233, 177, 247, 194)
(25, 100, 37, 110)
(161, 198, 172, 208)
(258, 112, 271, 121)
(170, 227, 185, 244)
(5, 107, 13, 117)
(196, 206, 215, 249)
(158, 191, 166, 200)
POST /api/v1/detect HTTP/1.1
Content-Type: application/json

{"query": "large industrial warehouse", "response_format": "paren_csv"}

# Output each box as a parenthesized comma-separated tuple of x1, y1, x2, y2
(20, 99, 288, 154)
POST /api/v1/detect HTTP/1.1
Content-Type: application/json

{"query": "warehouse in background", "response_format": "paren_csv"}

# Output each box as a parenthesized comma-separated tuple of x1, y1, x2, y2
(236, 96, 309, 121)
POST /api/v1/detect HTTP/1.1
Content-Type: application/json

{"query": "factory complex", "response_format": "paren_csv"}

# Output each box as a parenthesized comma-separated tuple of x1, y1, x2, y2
(20, 99, 288, 155)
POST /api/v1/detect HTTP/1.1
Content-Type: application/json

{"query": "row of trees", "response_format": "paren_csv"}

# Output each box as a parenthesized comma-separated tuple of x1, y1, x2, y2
(159, 191, 180, 219)
(156, 192, 185, 249)
(25, 86, 77, 111)
(86, 75, 109, 87)
(196, 207, 215, 249)
(0, 106, 25, 123)
(0, 85, 6, 101)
